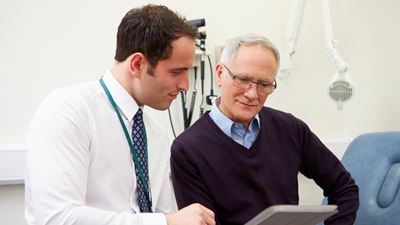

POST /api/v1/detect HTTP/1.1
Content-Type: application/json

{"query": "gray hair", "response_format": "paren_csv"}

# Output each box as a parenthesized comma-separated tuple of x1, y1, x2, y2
(219, 33, 280, 74)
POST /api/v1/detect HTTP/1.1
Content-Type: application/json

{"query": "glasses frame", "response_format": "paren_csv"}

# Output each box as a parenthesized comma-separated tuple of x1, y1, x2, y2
(222, 64, 277, 95)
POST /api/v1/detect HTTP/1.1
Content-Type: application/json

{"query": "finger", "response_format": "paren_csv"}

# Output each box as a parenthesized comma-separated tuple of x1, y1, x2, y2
(204, 214, 216, 225)
(199, 206, 215, 225)
(200, 205, 215, 218)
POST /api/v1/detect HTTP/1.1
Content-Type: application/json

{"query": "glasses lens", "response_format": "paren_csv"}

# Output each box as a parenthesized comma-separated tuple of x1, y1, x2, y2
(233, 76, 251, 89)
(258, 84, 274, 95)
(226, 64, 276, 95)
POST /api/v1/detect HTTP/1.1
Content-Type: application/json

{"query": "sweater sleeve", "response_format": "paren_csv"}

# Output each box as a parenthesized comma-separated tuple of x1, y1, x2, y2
(170, 141, 220, 224)
(299, 123, 359, 225)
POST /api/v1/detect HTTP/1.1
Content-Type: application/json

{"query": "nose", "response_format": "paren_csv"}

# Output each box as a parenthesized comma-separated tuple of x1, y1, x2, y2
(177, 72, 189, 92)
(244, 83, 259, 99)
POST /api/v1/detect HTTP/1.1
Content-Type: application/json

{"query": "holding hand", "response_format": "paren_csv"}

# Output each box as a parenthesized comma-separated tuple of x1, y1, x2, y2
(166, 203, 215, 225)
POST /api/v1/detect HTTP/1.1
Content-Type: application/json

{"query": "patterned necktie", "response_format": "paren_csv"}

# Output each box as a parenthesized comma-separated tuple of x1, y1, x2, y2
(132, 108, 152, 212)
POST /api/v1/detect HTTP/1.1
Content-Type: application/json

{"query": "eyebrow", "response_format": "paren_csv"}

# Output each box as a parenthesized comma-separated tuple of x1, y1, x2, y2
(236, 73, 274, 83)
(168, 67, 190, 72)
(224, 64, 274, 83)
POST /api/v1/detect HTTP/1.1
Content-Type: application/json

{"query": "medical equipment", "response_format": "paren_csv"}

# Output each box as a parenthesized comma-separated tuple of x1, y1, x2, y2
(168, 18, 217, 136)
(282, 0, 353, 109)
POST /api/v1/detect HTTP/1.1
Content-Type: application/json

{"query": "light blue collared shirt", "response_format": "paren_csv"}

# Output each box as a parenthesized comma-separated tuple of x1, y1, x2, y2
(209, 102, 260, 149)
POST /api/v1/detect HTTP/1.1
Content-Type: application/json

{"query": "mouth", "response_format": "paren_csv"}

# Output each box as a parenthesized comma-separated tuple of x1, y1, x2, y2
(168, 93, 179, 100)
(238, 101, 257, 108)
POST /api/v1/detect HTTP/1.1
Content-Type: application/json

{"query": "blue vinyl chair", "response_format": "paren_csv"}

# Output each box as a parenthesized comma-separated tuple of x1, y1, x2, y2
(321, 132, 400, 225)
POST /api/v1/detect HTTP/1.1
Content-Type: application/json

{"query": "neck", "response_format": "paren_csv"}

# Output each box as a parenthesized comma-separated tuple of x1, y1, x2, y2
(111, 62, 143, 106)
(216, 98, 251, 130)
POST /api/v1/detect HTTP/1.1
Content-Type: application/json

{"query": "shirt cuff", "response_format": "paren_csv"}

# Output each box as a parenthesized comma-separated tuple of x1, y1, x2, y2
(140, 213, 167, 225)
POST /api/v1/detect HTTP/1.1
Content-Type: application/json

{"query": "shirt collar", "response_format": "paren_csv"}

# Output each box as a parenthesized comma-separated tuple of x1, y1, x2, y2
(209, 102, 234, 136)
(209, 97, 260, 135)
(102, 70, 141, 121)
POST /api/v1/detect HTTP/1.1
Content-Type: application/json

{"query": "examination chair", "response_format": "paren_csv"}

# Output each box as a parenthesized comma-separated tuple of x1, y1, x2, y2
(321, 132, 400, 225)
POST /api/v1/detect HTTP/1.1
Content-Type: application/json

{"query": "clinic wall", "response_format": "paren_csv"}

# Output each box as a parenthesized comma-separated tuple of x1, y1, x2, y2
(1, 0, 400, 144)
(1, 0, 400, 224)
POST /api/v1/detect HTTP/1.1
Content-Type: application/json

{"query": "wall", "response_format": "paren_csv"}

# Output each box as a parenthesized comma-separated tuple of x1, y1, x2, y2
(1, 0, 400, 224)
(2, 0, 400, 143)
(0, 185, 25, 225)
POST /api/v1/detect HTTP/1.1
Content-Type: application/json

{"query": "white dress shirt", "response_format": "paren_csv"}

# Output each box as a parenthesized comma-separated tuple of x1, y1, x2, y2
(25, 71, 175, 225)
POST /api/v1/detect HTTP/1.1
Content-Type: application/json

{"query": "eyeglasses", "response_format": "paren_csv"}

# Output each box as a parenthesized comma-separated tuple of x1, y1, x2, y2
(223, 64, 277, 96)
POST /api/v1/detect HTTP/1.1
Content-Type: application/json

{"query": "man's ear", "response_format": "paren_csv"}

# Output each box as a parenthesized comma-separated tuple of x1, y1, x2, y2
(215, 64, 224, 87)
(129, 53, 147, 77)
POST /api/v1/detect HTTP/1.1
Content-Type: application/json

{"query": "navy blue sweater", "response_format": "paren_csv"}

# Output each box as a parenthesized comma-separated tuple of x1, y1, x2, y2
(171, 107, 358, 225)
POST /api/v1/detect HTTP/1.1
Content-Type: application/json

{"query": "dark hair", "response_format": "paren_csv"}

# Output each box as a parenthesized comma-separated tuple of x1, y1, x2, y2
(114, 4, 198, 74)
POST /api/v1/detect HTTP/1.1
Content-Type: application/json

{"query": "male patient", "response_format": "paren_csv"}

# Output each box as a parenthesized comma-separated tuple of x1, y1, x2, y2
(170, 33, 359, 225)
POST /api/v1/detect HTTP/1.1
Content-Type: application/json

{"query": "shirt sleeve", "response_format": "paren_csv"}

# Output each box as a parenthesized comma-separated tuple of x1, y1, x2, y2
(25, 90, 167, 225)
(298, 122, 359, 225)
(154, 160, 178, 214)
(170, 140, 220, 224)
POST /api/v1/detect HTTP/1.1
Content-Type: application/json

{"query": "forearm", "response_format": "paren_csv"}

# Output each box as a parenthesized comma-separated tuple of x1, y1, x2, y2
(300, 126, 359, 225)
(26, 200, 166, 225)
(154, 163, 178, 214)
(324, 178, 359, 225)
(170, 143, 216, 211)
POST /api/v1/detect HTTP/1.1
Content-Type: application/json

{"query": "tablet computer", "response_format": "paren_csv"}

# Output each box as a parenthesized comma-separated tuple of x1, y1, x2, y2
(245, 205, 338, 225)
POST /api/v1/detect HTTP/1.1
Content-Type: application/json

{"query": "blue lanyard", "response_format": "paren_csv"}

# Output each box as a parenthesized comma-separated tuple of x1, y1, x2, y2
(99, 78, 152, 208)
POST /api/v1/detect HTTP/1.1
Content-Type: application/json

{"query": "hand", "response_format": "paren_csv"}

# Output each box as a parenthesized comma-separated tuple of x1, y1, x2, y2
(166, 203, 215, 225)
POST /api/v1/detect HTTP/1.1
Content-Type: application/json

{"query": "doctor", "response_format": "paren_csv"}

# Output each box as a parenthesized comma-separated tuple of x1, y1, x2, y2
(25, 4, 215, 225)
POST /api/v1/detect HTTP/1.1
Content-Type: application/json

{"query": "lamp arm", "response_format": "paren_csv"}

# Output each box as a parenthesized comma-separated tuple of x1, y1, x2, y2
(287, 0, 306, 56)
(322, 0, 348, 75)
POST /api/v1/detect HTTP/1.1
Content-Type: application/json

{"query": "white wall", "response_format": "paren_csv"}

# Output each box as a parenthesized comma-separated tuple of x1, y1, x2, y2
(1, 0, 400, 144)
(0, 185, 25, 225)
(1, 0, 400, 224)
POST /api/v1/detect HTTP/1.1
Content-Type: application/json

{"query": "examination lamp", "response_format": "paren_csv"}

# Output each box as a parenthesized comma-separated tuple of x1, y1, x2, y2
(282, 0, 354, 109)
(322, 0, 353, 109)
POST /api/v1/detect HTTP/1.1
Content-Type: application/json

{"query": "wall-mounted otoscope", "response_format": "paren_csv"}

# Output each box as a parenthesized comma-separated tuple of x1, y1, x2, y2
(189, 19, 208, 118)
(189, 19, 217, 110)
(169, 18, 217, 136)
(188, 19, 205, 28)
(179, 19, 207, 130)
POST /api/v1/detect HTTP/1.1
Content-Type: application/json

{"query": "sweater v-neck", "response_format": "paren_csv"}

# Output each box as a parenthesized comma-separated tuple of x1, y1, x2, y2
(203, 112, 264, 157)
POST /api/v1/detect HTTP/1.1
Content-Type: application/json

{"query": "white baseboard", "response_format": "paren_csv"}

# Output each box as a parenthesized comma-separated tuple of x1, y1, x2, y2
(0, 138, 351, 186)
(0, 144, 26, 185)
(322, 137, 352, 160)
